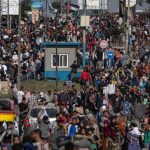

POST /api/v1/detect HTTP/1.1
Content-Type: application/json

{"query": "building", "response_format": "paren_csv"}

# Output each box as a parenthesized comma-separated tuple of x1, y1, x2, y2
(71, 0, 149, 13)
(41, 42, 81, 81)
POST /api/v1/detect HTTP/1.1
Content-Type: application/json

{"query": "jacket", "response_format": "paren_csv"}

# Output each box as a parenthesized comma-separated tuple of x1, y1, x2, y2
(39, 121, 50, 139)
(68, 124, 78, 137)
(80, 71, 91, 81)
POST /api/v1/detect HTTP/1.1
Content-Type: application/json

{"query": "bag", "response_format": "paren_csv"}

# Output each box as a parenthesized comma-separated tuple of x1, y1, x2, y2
(139, 135, 145, 148)
(72, 76, 77, 82)
(71, 67, 77, 73)
(36, 63, 41, 71)
(96, 112, 102, 124)
(0, 66, 4, 75)
(80, 79, 86, 85)
(22, 63, 27, 71)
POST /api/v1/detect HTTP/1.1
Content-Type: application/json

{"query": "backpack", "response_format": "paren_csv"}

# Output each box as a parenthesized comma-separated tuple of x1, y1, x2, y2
(71, 67, 77, 73)
(0, 66, 4, 75)
(36, 63, 41, 71)
(22, 63, 27, 71)
(96, 112, 102, 124)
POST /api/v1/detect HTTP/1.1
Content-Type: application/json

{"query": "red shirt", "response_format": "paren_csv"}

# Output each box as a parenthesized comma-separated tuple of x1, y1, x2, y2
(80, 71, 91, 81)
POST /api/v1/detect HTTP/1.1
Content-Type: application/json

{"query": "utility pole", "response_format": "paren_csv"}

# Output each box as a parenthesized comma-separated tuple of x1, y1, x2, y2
(60, 0, 62, 15)
(99, 0, 100, 15)
(67, 0, 69, 16)
(101, 0, 102, 15)
(7, 0, 9, 29)
(45, 0, 48, 25)
(126, 0, 130, 54)
(55, 11, 59, 91)
(17, 0, 21, 90)
(0, 0, 1, 29)
(82, 0, 86, 67)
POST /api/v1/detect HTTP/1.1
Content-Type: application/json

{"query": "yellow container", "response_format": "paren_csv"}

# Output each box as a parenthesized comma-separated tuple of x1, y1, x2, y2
(0, 113, 16, 122)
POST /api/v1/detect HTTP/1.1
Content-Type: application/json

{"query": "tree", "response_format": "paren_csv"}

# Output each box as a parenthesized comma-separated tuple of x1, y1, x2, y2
(21, 0, 31, 18)
(109, 26, 125, 44)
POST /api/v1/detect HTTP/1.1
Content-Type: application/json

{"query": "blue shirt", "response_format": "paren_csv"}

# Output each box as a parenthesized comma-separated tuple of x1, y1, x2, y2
(68, 124, 78, 137)
(106, 51, 114, 59)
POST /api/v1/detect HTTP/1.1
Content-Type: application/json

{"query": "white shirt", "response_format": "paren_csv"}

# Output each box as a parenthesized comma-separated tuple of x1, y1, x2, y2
(30, 61, 35, 70)
(107, 84, 115, 95)
(17, 91, 25, 103)
(132, 34, 136, 41)
(33, 142, 49, 150)
(1, 65, 7, 74)
(12, 54, 18, 61)
(12, 54, 18, 64)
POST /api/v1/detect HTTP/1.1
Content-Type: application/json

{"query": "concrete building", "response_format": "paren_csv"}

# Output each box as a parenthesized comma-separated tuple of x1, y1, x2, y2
(43, 0, 149, 16)
(41, 42, 81, 81)
(71, 0, 150, 13)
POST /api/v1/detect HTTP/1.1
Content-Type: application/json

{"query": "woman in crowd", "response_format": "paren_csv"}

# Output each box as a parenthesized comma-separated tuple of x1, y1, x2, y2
(127, 122, 141, 150)
(79, 66, 92, 86)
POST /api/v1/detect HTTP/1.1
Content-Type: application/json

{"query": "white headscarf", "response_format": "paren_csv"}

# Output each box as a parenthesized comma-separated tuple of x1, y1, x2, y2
(130, 127, 141, 135)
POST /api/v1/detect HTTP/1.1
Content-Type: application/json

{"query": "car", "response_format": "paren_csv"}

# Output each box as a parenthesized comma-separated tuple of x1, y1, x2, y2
(24, 105, 57, 134)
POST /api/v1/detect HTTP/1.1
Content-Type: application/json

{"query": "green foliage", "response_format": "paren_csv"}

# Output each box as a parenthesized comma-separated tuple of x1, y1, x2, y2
(0, 92, 12, 99)
(109, 26, 125, 38)
(21, 0, 31, 18)
(22, 80, 81, 93)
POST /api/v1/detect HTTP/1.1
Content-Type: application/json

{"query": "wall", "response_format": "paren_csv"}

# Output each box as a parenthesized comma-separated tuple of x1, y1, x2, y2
(44, 47, 80, 80)
(108, 0, 150, 12)
(45, 47, 76, 71)
(74, 0, 150, 12)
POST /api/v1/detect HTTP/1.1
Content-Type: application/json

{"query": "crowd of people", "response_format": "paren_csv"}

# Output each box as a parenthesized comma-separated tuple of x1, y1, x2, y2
(0, 11, 150, 150)
(0, 13, 149, 82)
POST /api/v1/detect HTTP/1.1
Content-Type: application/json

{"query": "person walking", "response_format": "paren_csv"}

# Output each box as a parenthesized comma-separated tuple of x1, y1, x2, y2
(68, 118, 78, 137)
(38, 115, 50, 140)
(79, 66, 92, 86)
(127, 122, 141, 150)
(70, 60, 78, 81)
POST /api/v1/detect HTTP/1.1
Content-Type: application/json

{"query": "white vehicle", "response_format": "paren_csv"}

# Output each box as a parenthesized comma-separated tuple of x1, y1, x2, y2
(24, 106, 57, 134)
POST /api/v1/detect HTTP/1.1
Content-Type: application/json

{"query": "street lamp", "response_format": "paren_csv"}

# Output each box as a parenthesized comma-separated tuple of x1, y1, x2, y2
(17, 0, 21, 90)
(126, 0, 130, 54)
(82, 0, 87, 67)
(55, 11, 59, 91)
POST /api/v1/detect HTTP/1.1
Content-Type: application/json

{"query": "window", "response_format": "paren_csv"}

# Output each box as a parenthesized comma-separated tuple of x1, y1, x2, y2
(51, 54, 68, 68)
(0, 100, 11, 111)
(30, 108, 57, 118)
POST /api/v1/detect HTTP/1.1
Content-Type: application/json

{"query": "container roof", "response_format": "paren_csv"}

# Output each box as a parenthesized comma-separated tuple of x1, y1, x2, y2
(41, 42, 80, 48)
